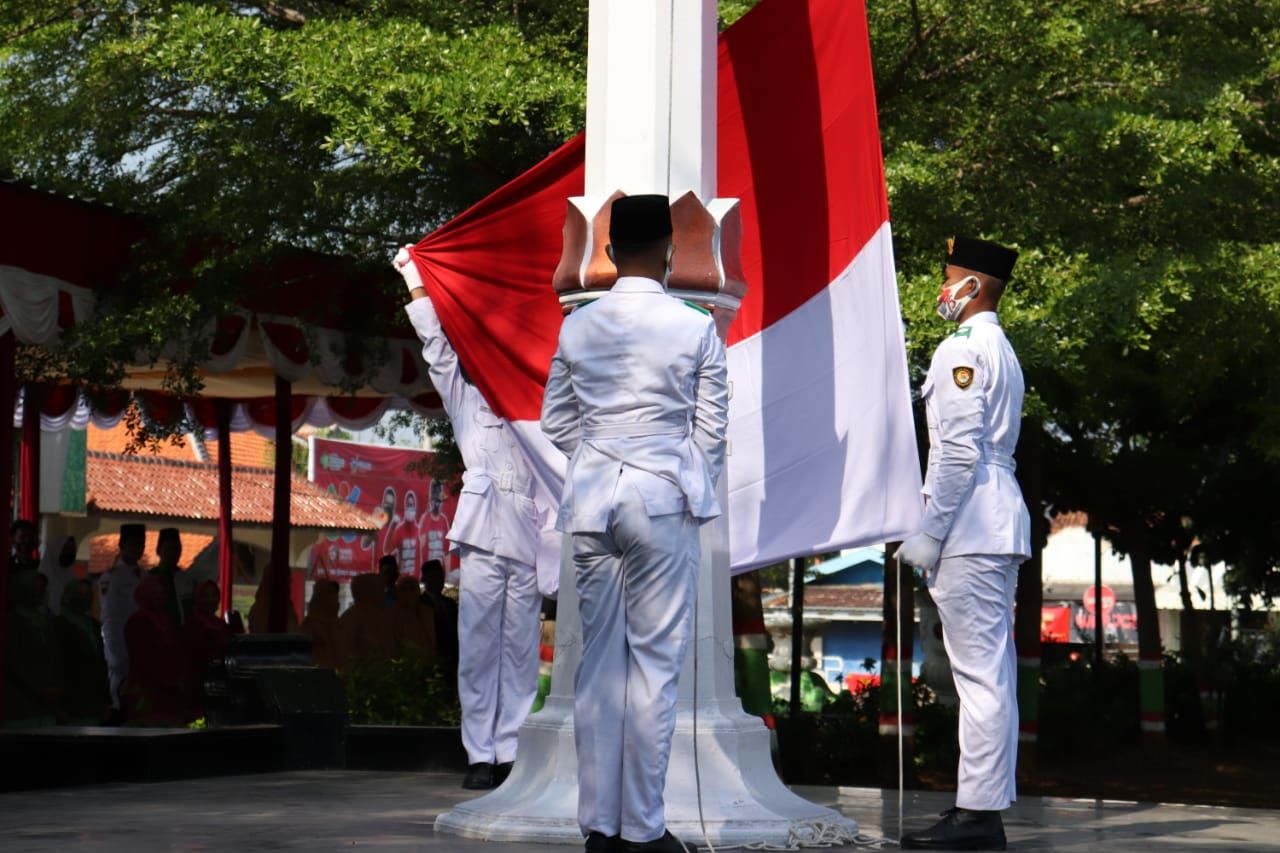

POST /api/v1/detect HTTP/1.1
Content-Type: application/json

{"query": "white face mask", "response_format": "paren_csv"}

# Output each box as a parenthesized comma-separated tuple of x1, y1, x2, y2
(661, 245, 674, 289)
(405, 505, 417, 523)
(936, 276, 980, 323)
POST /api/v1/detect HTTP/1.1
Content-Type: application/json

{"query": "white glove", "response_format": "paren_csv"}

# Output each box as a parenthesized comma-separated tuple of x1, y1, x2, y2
(897, 532, 942, 572)
(392, 244, 426, 295)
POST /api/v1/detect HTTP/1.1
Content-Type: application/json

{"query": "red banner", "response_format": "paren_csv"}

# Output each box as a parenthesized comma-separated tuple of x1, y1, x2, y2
(308, 437, 458, 580)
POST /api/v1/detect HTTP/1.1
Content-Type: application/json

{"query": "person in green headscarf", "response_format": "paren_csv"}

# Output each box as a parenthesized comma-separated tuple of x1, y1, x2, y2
(3, 570, 63, 727)
(54, 578, 110, 725)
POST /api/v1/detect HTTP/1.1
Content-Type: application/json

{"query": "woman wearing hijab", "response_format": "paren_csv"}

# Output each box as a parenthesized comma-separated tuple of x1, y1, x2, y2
(54, 579, 110, 725)
(121, 575, 194, 725)
(247, 557, 299, 635)
(300, 580, 342, 670)
(3, 571, 63, 727)
(180, 580, 232, 712)
(337, 573, 396, 673)
(390, 576, 437, 666)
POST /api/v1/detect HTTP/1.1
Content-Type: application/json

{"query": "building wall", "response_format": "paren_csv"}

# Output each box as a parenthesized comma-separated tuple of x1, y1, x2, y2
(818, 620, 923, 687)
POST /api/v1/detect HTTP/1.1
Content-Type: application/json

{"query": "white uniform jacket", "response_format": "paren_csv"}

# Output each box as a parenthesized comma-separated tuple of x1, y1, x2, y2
(98, 560, 143, 671)
(541, 276, 729, 532)
(406, 298, 559, 592)
(920, 311, 1031, 559)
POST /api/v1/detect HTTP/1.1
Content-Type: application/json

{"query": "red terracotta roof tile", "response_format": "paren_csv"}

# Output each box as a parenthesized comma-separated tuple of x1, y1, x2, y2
(85, 451, 377, 531)
(1051, 511, 1089, 535)
(86, 421, 279, 469)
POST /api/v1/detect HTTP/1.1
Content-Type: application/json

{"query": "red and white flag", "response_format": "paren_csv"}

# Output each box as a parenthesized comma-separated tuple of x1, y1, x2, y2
(399, 0, 922, 574)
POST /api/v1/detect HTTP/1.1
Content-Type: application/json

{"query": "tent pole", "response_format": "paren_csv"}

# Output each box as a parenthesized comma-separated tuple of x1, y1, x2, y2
(269, 377, 293, 633)
(216, 399, 235, 620)
(0, 332, 15, 710)
(789, 556, 805, 717)
(19, 383, 40, 522)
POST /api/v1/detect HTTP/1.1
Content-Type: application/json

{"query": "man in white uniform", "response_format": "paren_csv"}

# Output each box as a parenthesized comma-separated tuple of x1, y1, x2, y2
(396, 249, 547, 791)
(98, 523, 147, 713)
(897, 236, 1030, 851)
(541, 195, 729, 853)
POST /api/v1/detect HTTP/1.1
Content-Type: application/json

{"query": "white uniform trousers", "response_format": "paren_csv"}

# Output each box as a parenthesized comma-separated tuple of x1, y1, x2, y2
(572, 475, 698, 842)
(456, 545, 542, 765)
(107, 665, 127, 710)
(928, 554, 1020, 811)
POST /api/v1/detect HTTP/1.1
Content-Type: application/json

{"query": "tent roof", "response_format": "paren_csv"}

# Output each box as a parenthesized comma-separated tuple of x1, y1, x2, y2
(1, 180, 441, 413)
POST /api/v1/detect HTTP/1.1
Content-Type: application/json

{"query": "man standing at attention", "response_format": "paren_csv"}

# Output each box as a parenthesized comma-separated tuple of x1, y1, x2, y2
(395, 246, 546, 792)
(99, 523, 148, 715)
(541, 195, 729, 853)
(897, 236, 1030, 851)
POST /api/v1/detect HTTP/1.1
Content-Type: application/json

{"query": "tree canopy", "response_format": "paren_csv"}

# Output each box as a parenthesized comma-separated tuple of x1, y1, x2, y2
(3, 0, 1278, 597)
(870, 0, 1280, 601)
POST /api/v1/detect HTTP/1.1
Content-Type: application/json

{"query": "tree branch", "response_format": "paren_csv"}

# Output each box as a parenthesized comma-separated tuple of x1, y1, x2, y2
(879, 16, 946, 104)
(258, 3, 308, 25)
(151, 106, 227, 120)
(918, 48, 980, 83)
(1, 3, 83, 46)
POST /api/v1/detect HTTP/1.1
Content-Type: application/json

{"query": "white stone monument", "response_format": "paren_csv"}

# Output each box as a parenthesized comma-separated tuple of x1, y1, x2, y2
(435, 1, 858, 846)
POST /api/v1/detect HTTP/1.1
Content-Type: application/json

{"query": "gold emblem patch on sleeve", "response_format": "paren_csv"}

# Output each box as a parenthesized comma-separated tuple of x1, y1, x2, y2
(952, 366, 975, 389)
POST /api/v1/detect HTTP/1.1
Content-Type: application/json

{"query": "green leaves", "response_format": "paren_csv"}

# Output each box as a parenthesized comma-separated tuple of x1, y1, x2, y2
(0, 0, 587, 261)
(874, 0, 1280, 592)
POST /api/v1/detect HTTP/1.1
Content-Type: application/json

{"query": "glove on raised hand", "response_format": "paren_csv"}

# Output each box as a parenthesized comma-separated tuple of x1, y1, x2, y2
(897, 532, 942, 572)
(392, 244, 426, 294)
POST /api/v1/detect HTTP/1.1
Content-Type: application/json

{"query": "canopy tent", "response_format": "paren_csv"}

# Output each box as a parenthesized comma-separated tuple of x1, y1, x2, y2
(2, 182, 442, 431)
(0, 182, 442, 659)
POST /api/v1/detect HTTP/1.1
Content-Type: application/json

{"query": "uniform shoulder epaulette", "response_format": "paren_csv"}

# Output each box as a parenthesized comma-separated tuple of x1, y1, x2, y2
(950, 326, 973, 339)
(681, 300, 711, 316)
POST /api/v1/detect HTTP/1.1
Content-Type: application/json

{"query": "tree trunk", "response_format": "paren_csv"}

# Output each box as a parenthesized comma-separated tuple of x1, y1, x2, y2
(1014, 419, 1045, 768)
(1126, 523, 1166, 749)
(1176, 553, 1202, 668)
(731, 571, 774, 724)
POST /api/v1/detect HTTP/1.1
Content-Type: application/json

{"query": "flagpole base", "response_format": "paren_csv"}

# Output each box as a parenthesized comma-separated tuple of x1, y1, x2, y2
(433, 699, 857, 846)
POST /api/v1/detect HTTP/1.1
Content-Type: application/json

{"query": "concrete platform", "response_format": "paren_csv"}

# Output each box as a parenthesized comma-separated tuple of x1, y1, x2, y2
(0, 770, 1276, 851)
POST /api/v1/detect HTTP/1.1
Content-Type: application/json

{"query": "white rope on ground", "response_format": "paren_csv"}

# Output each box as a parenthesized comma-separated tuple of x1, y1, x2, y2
(687, 817, 897, 850)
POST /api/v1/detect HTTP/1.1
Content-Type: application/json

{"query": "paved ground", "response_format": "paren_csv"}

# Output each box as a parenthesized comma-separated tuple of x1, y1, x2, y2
(0, 771, 1276, 851)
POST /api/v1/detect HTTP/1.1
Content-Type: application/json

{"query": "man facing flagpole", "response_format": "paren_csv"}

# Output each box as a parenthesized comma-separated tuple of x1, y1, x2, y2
(396, 249, 547, 792)
(541, 195, 729, 853)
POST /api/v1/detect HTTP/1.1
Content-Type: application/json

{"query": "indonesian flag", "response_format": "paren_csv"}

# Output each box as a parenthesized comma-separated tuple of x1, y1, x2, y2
(398, 0, 922, 574)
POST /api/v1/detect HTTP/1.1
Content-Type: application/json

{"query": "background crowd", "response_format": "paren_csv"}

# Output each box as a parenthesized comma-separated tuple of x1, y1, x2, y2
(3, 521, 459, 728)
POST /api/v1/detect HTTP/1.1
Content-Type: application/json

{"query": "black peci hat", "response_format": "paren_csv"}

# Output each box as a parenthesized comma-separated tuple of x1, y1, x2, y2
(119, 523, 146, 544)
(945, 235, 1019, 281)
(609, 195, 673, 246)
(157, 527, 181, 546)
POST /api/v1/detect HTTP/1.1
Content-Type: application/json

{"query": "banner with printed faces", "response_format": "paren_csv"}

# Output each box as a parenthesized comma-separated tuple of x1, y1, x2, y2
(309, 437, 458, 580)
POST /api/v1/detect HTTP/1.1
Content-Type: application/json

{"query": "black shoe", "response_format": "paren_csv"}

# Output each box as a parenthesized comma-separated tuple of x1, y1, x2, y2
(584, 831, 622, 852)
(620, 830, 685, 852)
(461, 762, 495, 790)
(901, 807, 1006, 850)
(493, 761, 514, 785)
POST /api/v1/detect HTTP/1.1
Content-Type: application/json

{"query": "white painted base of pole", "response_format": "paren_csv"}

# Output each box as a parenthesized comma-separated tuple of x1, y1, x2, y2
(435, 696, 857, 846)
